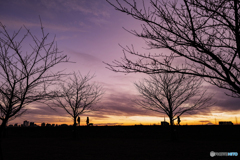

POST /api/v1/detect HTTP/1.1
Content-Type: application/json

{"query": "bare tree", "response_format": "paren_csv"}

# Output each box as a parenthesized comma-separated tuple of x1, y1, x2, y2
(105, 0, 240, 97)
(135, 73, 213, 126)
(0, 20, 69, 159)
(0, 21, 69, 132)
(52, 72, 104, 130)
(135, 71, 213, 140)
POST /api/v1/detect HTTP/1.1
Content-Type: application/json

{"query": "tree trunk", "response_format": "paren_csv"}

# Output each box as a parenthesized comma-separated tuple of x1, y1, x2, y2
(73, 116, 77, 128)
(73, 116, 77, 139)
(0, 118, 8, 160)
(1, 119, 8, 137)
(0, 129, 3, 160)
(169, 115, 176, 141)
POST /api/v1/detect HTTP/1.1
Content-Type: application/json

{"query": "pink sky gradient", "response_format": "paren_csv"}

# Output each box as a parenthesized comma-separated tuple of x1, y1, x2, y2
(1, 0, 240, 126)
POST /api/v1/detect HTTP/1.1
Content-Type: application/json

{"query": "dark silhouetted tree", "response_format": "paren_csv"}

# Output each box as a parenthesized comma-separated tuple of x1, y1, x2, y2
(0, 20, 69, 159)
(105, 0, 240, 98)
(135, 71, 213, 140)
(52, 72, 103, 133)
(0, 21, 69, 130)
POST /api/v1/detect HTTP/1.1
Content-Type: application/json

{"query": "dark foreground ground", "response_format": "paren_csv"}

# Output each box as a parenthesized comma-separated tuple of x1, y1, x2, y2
(2, 125, 240, 160)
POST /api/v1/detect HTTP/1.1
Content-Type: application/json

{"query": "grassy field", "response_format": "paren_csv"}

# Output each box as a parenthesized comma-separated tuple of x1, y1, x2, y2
(2, 125, 240, 160)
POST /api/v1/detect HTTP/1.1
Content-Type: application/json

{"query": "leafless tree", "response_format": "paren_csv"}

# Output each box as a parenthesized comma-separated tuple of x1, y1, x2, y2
(135, 72, 213, 125)
(52, 72, 104, 130)
(105, 0, 240, 98)
(0, 21, 69, 132)
(0, 20, 69, 159)
(135, 71, 213, 140)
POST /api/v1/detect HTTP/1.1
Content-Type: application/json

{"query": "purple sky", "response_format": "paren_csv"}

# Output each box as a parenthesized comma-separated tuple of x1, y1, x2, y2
(1, 0, 240, 126)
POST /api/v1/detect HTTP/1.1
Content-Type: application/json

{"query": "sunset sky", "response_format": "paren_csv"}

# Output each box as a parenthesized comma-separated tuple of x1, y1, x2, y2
(1, 0, 240, 126)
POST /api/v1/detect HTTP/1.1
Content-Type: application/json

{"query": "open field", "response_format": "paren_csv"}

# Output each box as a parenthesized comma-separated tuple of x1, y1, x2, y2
(2, 125, 240, 160)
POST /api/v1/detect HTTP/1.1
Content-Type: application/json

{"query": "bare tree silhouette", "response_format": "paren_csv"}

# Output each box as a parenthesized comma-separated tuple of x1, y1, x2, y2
(135, 71, 213, 140)
(0, 22, 69, 130)
(52, 72, 104, 133)
(105, 0, 240, 98)
(0, 20, 69, 159)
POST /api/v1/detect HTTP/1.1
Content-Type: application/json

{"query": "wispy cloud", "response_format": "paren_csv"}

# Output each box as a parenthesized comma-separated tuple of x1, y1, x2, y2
(89, 17, 110, 26)
(0, 17, 86, 32)
(70, 51, 102, 63)
(40, 0, 110, 17)
(95, 91, 159, 117)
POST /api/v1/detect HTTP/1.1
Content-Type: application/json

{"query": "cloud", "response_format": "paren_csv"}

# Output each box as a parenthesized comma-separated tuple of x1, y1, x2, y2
(65, 50, 103, 69)
(94, 90, 159, 117)
(71, 51, 102, 63)
(13, 91, 150, 124)
(93, 123, 124, 126)
(199, 120, 211, 123)
(10, 103, 71, 125)
(92, 82, 217, 119)
(205, 85, 240, 112)
(25, 104, 69, 117)
(81, 112, 109, 119)
(40, 0, 110, 17)
(0, 17, 86, 32)
(89, 17, 110, 26)
(1, 0, 114, 36)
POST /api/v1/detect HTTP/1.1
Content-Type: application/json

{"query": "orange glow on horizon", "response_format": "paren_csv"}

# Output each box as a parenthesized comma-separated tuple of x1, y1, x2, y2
(30, 113, 240, 126)
(8, 109, 240, 126)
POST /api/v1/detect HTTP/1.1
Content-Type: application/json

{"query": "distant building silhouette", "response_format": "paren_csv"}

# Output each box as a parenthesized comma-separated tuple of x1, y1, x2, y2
(30, 122, 35, 127)
(14, 123, 18, 127)
(46, 123, 51, 127)
(161, 121, 169, 126)
(41, 123, 46, 127)
(86, 117, 89, 126)
(161, 116, 169, 125)
(23, 120, 29, 127)
(219, 121, 233, 125)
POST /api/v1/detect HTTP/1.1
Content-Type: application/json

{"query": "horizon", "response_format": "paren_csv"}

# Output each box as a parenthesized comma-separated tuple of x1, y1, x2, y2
(1, 0, 240, 127)
(7, 122, 239, 127)
(7, 117, 239, 126)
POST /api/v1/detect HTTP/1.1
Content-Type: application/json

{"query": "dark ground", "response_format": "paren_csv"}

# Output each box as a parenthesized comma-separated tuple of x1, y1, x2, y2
(2, 125, 240, 160)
